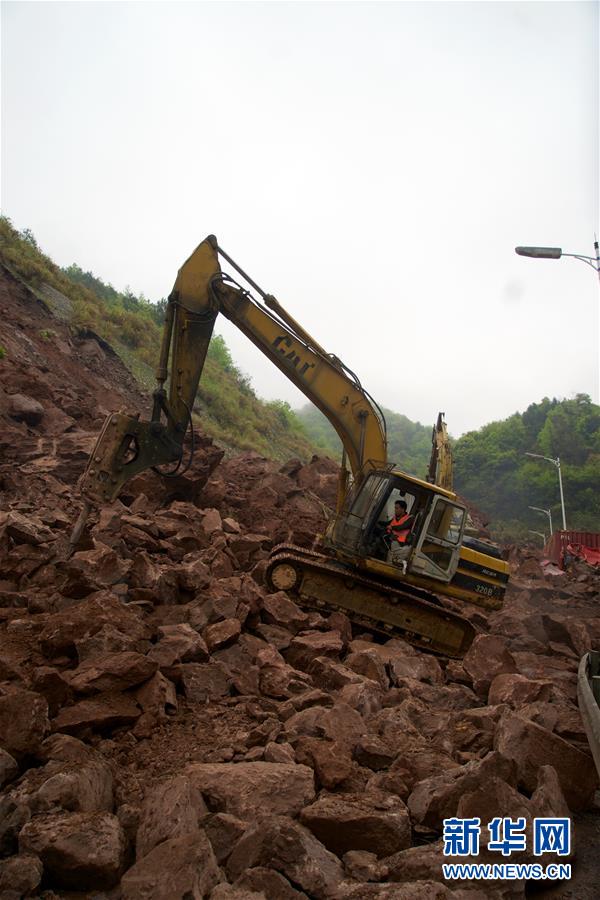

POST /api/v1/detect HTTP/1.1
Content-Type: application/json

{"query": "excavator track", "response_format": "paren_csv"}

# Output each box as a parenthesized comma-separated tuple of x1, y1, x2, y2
(265, 543, 476, 658)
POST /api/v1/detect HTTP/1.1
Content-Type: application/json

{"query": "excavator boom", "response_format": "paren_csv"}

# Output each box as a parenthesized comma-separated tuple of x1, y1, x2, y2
(79, 236, 386, 505)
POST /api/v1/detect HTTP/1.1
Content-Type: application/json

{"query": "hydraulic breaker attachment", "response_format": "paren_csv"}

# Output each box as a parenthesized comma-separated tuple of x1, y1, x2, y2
(78, 411, 183, 505)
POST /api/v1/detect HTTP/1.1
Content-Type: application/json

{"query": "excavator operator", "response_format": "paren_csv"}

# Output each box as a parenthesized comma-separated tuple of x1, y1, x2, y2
(386, 500, 414, 548)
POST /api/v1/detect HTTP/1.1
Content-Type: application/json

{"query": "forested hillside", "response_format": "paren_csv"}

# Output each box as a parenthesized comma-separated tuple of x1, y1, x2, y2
(454, 395, 600, 542)
(297, 404, 433, 476)
(0, 218, 317, 460)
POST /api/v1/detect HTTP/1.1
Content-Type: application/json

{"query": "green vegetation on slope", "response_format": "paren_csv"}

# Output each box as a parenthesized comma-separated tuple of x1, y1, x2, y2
(0, 217, 319, 461)
(453, 395, 600, 542)
(297, 404, 433, 476)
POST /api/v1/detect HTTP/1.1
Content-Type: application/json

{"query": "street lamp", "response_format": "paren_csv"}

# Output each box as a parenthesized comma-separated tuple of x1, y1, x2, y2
(525, 453, 567, 531)
(528, 530, 547, 547)
(515, 238, 600, 286)
(528, 505, 553, 535)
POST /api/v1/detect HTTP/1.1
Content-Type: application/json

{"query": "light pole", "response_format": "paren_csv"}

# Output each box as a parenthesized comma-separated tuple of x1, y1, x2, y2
(528, 530, 547, 547)
(528, 505, 553, 536)
(515, 239, 600, 288)
(525, 453, 567, 531)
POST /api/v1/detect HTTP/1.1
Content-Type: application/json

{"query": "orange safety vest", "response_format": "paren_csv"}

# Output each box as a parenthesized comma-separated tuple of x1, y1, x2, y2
(387, 513, 412, 544)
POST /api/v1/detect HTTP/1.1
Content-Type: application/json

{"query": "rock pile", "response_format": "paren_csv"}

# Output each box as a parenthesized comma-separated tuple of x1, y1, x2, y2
(0, 267, 599, 897)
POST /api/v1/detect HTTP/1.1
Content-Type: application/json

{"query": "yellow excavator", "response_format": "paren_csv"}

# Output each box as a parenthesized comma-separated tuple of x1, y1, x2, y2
(75, 236, 509, 658)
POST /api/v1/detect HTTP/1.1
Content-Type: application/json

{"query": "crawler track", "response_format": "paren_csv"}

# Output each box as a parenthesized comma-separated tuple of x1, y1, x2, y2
(265, 543, 476, 658)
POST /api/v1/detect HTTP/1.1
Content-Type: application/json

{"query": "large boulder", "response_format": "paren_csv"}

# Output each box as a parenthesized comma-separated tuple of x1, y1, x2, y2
(68, 651, 157, 694)
(227, 816, 344, 899)
(300, 790, 411, 858)
(494, 713, 598, 810)
(136, 775, 208, 859)
(19, 811, 126, 889)
(0, 689, 50, 758)
(121, 828, 221, 899)
(462, 635, 517, 698)
(185, 762, 315, 820)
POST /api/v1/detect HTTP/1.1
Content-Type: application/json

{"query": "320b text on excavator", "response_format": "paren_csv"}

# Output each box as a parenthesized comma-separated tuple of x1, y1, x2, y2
(74, 235, 509, 659)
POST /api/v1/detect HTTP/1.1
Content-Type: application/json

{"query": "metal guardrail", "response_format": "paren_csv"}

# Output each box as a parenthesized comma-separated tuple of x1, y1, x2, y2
(577, 650, 600, 779)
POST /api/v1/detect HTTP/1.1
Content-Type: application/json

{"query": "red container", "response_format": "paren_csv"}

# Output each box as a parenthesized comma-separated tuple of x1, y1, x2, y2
(545, 531, 600, 568)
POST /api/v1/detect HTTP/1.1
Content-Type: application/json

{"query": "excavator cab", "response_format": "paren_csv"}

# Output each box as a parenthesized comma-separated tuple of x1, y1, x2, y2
(328, 469, 467, 585)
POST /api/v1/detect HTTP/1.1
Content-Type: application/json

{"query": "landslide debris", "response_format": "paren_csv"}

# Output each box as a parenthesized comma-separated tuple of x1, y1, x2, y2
(1, 265, 599, 898)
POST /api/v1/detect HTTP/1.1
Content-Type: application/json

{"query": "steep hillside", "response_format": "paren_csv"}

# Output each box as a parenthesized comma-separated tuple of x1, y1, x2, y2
(0, 218, 320, 462)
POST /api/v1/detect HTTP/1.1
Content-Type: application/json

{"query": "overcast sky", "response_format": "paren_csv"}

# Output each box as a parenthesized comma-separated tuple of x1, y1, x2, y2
(2, 1, 598, 437)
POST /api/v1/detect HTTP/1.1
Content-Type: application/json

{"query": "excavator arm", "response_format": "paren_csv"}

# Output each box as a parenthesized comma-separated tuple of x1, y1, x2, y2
(78, 235, 387, 507)
(427, 411, 453, 491)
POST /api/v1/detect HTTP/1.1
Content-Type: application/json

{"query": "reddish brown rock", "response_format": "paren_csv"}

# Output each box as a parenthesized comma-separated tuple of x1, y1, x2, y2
(529, 765, 570, 820)
(33, 757, 114, 813)
(68, 651, 157, 694)
(136, 775, 208, 859)
(338, 680, 384, 717)
(456, 776, 531, 827)
(300, 790, 411, 858)
(30, 666, 74, 717)
(494, 713, 598, 810)
(134, 671, 177, 719)
(263, 741, 296, 764)
(487, 673, 552, 708)
(8, 393, 44, 425)
(0, 689, 50, 758)
(148, 624, 209, 672)
(447, 705, 505, 756)
(307, 656, 364, 691)
(226, 816, 344, 899)
(201, 508, 223, 535)
(75, 622, 149, 661)
(353, 735, 397, 770)
(345, 649, 390, 690)
(0, 853, 43, 894)
(19, 811, 126, 889)
(284, 703, 366, 751)
(261, 591, 310, 634)
(52, 692, 141, 734)
(284, 632, 344, 672)
(39, 593, 149, 658)
(62, 542, 130, 591)
(179, 661, 232, 703)
(541, 613, 592, 656)
(205, 812, 248, 864)
(234, 866, 308, 899)
(407, 752, 517, 828)
(462, 635, 517, 698)
(205, 617, 242, 652)
(342, 849, 388, 882)
(121, 828, 221, 900)
(185, 761, 315, 820)
(2, 510, 54, 544)
(336, 880, 454, 898)
(295, 738, 354, 789)
(0, 748, 18, 789)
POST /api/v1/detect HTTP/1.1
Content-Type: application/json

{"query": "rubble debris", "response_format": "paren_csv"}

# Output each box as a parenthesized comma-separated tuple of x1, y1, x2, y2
(0, 265, 598, 896)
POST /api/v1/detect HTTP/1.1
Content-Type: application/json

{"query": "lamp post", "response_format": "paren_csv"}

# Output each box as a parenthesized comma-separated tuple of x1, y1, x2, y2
(528, 505, 553, 535)
(528, 530, 547, 547)
(525, 453, 567, 530)
(515, 239, 600, 287)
